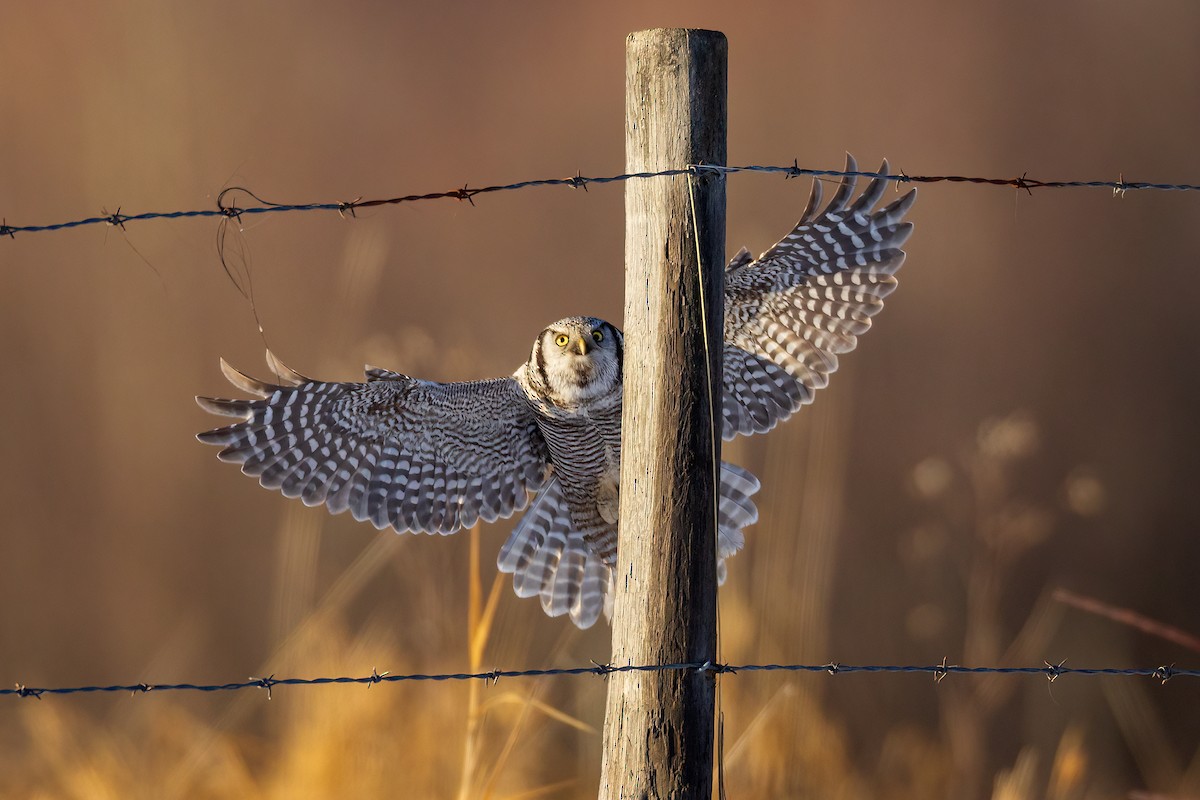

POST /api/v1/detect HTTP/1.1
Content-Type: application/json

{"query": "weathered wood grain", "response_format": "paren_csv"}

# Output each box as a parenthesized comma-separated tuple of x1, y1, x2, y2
(598, 27, 727, 800)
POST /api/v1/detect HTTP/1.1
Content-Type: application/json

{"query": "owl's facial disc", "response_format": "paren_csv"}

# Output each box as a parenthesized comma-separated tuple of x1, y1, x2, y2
(535, 317, 619, 405)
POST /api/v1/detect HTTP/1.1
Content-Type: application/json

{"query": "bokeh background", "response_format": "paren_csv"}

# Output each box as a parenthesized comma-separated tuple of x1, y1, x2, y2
(2, 2, 1199, 798)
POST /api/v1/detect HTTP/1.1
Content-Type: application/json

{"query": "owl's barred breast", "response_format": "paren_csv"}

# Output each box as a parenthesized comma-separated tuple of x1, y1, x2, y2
(513, 316, 626, 559)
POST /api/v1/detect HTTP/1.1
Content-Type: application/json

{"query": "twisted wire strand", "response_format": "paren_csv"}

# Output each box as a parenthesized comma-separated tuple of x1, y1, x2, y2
(4, 661, 1194, 699)
(3, 163, 1195, 239)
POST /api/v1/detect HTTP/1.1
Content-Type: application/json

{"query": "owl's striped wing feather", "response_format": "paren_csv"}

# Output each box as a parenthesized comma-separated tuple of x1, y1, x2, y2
(721, 155, 916, 439)
(197, 356, 550, 534)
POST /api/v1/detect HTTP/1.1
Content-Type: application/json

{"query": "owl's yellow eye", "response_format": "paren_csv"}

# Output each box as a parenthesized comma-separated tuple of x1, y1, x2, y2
(554, 334, 570, 347)
(591, 330, 604, 343)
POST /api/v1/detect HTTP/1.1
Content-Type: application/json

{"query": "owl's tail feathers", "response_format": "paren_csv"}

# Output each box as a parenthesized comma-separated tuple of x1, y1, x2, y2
(497, 477, 611, 630)
(497, 462, 761, 629)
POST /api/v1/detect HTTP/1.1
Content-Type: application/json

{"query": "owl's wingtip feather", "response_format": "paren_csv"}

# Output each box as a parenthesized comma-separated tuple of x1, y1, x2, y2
(264, 350, 310, 386)
(219, 358, 273, 397)
(195, 395, 254, 419)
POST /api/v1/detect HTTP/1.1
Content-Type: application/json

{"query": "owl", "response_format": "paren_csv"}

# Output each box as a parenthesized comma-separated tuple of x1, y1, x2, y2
(197, 156, 916, 628)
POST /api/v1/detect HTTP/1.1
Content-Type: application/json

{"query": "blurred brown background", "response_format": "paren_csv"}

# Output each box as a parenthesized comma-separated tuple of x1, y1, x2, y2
(2, 2, 1199, 798)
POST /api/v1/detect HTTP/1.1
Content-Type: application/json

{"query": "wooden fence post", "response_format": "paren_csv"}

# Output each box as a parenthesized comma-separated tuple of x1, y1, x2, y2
(599, 28, 727, 800)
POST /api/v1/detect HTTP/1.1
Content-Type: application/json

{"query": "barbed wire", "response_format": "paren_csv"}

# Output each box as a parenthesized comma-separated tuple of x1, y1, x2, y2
(5, 660, 1195, 699)
(3, 163, 1198, 241)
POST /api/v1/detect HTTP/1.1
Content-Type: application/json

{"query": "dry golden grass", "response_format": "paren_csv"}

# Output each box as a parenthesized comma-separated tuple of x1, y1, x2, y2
(4, 405, 1196, 800)
(2, 207, 1194, 800)
(5, 2, 1200, 795)
(3, 183, 1197, 800)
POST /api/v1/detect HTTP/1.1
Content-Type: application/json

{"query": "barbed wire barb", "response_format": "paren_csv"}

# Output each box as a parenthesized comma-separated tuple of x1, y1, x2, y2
(14, 684, 43, 700)
(102, 206, 129, 231)
(1043, 659, 1068, 683)
(251, 674, 277, 700)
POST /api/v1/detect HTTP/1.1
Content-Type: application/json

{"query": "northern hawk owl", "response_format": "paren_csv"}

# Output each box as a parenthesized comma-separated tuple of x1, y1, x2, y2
(197, 157, 916, 628)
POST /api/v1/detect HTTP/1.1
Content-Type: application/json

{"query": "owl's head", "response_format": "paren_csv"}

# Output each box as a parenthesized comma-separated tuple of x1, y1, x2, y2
(529, 316, 623, 407)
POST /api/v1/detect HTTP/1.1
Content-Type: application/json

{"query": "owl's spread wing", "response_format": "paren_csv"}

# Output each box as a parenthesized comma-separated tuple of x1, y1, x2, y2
(196, 354, 550, 534)
(721, 154, 916, 439)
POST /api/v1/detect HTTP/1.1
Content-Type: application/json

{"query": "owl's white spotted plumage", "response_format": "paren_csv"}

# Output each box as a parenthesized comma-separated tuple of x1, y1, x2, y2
(197, 156, 915, 629)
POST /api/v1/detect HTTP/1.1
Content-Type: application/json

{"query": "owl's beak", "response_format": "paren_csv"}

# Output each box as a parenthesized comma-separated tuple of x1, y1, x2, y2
(575, 337, 590, 355)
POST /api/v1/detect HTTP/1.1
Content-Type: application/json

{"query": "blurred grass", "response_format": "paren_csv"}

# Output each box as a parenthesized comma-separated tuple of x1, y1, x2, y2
(3, 187, 1197, 800)
(1, 232, 1195, 796)
(3, 404, 1197, 799)
(4, 4, 1200, 792)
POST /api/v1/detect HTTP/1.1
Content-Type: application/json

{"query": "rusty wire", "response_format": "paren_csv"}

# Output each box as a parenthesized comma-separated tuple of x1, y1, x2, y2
(2, 163, 1197, 240)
